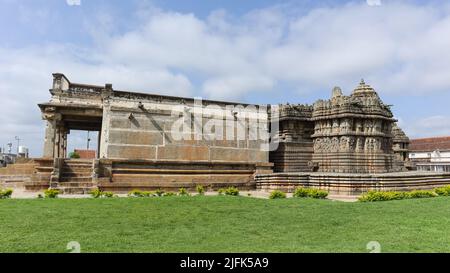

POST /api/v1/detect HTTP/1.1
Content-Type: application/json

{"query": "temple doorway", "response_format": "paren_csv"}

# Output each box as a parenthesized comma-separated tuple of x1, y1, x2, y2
(67, 130, 100, 159)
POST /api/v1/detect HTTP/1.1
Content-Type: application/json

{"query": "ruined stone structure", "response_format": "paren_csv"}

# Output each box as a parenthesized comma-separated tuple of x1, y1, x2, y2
(4, 73, 450, 195)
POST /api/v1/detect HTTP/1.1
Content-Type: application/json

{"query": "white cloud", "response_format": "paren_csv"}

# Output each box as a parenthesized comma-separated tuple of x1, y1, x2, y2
(403, 115, 450, 138)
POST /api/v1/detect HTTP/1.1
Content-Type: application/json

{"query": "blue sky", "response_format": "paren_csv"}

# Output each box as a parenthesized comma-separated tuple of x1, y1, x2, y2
(1, 0, 450, 156)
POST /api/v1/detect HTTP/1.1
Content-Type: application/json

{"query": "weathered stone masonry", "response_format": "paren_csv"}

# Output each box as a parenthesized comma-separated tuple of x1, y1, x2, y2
(10, 73, 450, 195)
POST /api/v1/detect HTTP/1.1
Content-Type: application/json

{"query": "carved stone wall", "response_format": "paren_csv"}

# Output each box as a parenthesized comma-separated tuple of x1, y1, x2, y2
(310, 80, 396, 173)
(269, 104, 314, 172)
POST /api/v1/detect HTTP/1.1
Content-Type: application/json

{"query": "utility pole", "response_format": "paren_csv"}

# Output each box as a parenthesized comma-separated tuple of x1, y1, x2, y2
(87, 131, 91, 150)
(15, 136, 20, 154)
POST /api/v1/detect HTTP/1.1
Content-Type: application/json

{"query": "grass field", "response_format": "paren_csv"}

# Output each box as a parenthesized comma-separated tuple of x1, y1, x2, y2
(1, 195, 450, 253)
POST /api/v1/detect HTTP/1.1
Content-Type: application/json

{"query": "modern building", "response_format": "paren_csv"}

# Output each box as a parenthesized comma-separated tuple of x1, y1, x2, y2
(409, 137, 450, 172)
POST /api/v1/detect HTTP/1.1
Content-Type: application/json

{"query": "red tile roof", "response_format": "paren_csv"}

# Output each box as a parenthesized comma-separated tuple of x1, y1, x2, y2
(409, 136, 450, 152)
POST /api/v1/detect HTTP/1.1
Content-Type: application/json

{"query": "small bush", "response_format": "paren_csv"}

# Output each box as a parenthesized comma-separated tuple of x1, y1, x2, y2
(269, 190, 286, 199)
(128, 189, 143, 197)
(293, 187, 328, 199)
(155, 189, 165, 196)
(435, 185, 450, 196)
(163, 192, 177, 197)
(37, 194, 43, 199)
(219, 186, 239, 196)
(44, 189, 60, 198)
(142, 191, 156, 197)
(196, 185, 205, 195)
(178, 188, 190, 196)
(68, 151, 80, 159)
(90, 189, 103, 198)
(0, 189, 13, 199)
(102, 191, 115, 198)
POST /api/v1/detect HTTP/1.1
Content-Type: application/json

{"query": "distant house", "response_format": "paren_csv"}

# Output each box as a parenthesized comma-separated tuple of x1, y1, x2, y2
(74, 149, 96, 159)
(409, 136, 450, 172)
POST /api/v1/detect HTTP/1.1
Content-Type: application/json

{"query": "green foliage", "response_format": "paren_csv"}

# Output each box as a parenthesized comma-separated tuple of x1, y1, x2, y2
(178, 188, 190, 196)
(155, 189, 165, 196)
(269, 190, 286, 199)
(91, 189, 115, 198)
(37, 194, 43, 199)
(435, 185, 450, 196)
(163, 192, 177, 197)
(44, 189, 60, 198)
(127, 189, 154, 197)
(102, 191, 115, 198)
(293, 187, 328, 199)
(0, 189, 13, 199)
(408, 190, 437, 199)
(196, 185, 205, 195)
(90, 189, 103, 198)
(359, 190, 438, 202)
(68, 151, 80, 159)
(218, 186, 239, 196)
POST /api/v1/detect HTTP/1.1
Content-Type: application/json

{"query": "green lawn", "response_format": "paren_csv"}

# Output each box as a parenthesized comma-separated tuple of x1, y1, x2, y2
(1, 196, 450, 253)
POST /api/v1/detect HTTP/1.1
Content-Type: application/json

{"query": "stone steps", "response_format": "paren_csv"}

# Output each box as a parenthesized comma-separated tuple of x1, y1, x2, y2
(55, 159, 96, 194)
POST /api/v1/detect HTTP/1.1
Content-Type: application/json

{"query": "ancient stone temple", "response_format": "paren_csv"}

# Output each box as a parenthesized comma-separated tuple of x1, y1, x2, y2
(311, 81, 395, 173)
(3, 73, 450, 195)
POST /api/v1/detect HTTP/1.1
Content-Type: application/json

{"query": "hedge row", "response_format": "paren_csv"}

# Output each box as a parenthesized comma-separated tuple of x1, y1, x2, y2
(359, 186, 450, 202)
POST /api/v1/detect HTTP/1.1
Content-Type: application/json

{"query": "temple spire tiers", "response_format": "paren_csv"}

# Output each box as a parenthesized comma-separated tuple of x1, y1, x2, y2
(310, 81, 396, 173)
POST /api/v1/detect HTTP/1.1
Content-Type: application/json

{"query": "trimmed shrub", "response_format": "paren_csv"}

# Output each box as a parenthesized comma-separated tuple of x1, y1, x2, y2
(178, 188, 190, 196)
(0, 189, 13, 199)
(196, 185, 205, 195)
(293, 187, 309, 198)
(128, 189, 155, 197)
(163, 192, 177, 197)
(407, 190, 437, 199)
(218, 186, 239, 196)
(358, 191, 406, 202)
(144, 191, 156, 197)
(155, 189, 165, 197)
(359, 190, 438, 202)
(44, 189, 60, 198)
(90, 189, 103, 198)
(269, 190, 286, 199)
(435, 186, 450, 196)
(102, 191, 115, 198)
(293, 187, 328, 199)
(128, 189, 143, 197)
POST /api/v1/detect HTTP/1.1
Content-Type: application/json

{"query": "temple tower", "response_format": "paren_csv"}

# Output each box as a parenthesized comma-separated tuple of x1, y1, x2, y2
(310, 80, 396, 173)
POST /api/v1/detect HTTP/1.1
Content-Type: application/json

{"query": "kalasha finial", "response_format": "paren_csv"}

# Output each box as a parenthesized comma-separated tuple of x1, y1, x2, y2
(360, 78, 365, 85)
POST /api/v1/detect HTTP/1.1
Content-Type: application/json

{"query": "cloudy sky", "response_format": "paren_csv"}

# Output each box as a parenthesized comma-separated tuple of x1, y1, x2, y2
(1, 0, 450, 156)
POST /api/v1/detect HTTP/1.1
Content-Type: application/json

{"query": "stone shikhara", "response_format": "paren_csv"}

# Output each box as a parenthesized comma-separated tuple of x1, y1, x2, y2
(3, 73, 448, 195)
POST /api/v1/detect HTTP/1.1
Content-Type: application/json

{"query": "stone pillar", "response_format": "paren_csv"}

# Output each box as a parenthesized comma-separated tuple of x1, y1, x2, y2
(43, 120, 56, 158)
(99, 83, 113, 158)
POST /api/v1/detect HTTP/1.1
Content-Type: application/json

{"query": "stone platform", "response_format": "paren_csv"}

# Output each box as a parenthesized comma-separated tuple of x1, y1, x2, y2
(255, 171, 450, 195)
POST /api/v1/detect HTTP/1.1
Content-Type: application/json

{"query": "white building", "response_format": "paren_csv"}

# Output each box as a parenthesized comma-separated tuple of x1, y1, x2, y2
(409, 137, 450, 172)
